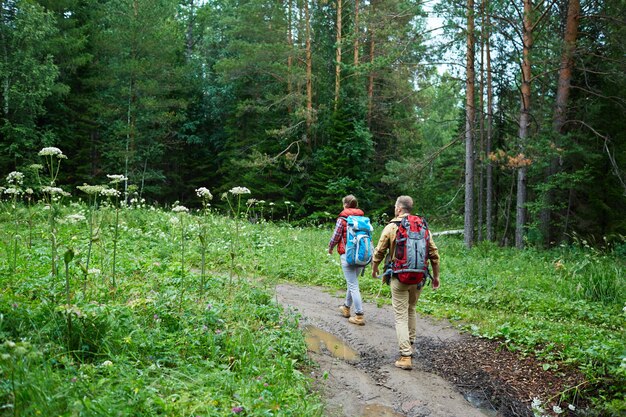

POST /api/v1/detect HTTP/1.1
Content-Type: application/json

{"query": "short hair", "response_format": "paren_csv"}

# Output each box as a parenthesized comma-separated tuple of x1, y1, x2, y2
(395, 195, 413, 212)
(342, 194, 358, 208)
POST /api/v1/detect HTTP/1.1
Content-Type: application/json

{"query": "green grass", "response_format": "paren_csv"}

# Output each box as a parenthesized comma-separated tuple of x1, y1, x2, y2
(0, 202, 624, 415)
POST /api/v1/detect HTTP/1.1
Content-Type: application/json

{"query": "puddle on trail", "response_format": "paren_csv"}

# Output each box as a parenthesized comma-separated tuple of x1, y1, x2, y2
(361, 404, 405, 417)
(465, 392, 499, 417)
(303, 325, 360, 363)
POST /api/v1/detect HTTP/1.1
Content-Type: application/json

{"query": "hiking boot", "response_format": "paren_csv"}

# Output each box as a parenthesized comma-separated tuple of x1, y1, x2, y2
(348, 314, 365, 326)
(395, 356, 412, 370)
(338, 305, 351, 318)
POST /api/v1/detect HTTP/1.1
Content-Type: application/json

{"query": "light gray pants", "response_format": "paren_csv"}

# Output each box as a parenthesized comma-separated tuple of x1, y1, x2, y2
(340, 254, 364, 315)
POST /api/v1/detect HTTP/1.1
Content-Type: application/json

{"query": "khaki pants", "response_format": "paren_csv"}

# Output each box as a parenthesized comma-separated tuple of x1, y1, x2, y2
(390, 277, 422, 356)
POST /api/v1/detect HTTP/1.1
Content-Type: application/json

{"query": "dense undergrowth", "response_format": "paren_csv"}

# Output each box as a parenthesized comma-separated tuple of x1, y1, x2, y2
(0, 202, 624, 416)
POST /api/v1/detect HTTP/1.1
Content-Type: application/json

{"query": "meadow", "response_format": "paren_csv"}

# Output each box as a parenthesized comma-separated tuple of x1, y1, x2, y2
(0, 182, 624, 416)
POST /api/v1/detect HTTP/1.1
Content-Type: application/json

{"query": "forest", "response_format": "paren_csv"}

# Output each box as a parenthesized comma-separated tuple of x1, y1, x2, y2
(1, 0, 624, 246)
(1, 1, 625, 416)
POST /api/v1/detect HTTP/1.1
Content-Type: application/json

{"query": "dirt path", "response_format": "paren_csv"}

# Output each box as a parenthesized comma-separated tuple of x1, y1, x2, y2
(274, 283, 497, 417)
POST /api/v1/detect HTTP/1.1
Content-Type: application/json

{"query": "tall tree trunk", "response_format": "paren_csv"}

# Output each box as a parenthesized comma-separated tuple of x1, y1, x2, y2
(305, 0, 312, 145)
(485, 4, 494, 242)
(367, 34, 375, 126)
(354, 0, 360, 66)
(464, 0, 476, 249)
(477, 0, 486, 242)
(287, 0, 293, 114)
(0, 5, 9, 118)
(367, 1, 376, 126)
(334, 0, 343, 109)
(540, 0, 580, 245)
(515, 0, 533, 249)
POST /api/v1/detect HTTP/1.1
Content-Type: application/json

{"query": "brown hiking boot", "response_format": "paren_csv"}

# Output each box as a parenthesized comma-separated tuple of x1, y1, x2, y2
(338, 305, 351, 318)
(348, 314, 365, 326)
(395, 356, 412, 370)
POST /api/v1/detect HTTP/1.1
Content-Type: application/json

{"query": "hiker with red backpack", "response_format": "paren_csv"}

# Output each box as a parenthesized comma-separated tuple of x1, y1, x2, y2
(371, 195, 440, 370)
(328, 195, 374, 326)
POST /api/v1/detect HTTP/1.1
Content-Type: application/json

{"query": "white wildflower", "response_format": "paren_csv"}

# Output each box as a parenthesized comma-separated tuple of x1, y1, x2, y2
(101, 360, 113, 367)
(42, 186, 70, 197)
(196, 187, 213, 200)
(106, 174, 127, 184)
(553, 405, 563, 414)
(247, 198, 258, 205)
(531, 398, 544, 414)
(88, 268, 101, 276)
(284, 200, 292, 205)
(38, 147, 66, 158)
(229, 186, 251, 195)
(66, 214, 86, 223)
(29, 164, 43, 171)
(100, 188, 120, 198)
(258, 200, 265, 204)
(6, 171, 24, 185)
(568, 404, 575, 411)
(25, 188, 33, 195)
(4, 187, 22, 195)
(269, 202, 275, 206)
(77, 184, 105, 195)
(172, 205, 189, 213)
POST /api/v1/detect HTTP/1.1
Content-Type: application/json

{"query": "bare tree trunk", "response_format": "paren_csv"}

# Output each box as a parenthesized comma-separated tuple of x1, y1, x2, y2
(485, 2, 494, 242)
(287, 0, 293, 114)
(354, 0, 360, 66)
(1, 5, 9, 118)
(541, 0, 580, 245)
(464, 0, 476, 249)
(477, 0, 486, 242)
(367, 1, 376, 126)
(367, 36, 375, 126)
(515, 0, 533, 249)
(334, 0, 343, 109)
(305, 0, 312, 145)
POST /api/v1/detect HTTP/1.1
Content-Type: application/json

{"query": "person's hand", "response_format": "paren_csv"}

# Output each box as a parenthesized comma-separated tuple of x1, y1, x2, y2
(372, 264, 379, 278)
(432, 276, 440, 290)
(328, 248, 333, 255)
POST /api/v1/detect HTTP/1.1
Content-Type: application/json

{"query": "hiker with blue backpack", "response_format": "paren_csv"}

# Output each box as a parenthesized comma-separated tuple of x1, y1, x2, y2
(328, 195, 374, 326)
(371, 195, 440, 370)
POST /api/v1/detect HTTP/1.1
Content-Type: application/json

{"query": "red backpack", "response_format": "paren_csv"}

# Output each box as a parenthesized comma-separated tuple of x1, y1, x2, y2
(392, 215, 431, 286)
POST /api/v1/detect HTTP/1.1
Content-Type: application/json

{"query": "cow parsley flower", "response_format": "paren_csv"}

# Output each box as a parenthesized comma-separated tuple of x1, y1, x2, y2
(66, 213, 86, 223)
(172, 205, 189, 213)
(553, 405, 563, 414)
(4, 187, 22, 195)
(77, 184, 105, 195)
(100, 188, 120, 198)
(107, 174, 127, 184)
(229, 186, 250, 195)
(247, 198, 258, 205)
(42, 186, 70, 197)
(38, 147, 67, 158)
(6, 171, 24, 185)
(196, 187, 213, 200)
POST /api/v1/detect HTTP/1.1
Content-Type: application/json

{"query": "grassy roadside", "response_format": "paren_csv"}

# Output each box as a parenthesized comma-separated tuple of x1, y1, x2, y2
(0, 204, 624, 415)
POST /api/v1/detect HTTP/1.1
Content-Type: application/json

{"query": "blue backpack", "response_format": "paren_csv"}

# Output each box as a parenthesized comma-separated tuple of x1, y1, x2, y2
(342, 215, 374, 266)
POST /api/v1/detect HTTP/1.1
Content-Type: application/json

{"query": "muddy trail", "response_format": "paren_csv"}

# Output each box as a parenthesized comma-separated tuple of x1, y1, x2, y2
(274, 283, 584, 417)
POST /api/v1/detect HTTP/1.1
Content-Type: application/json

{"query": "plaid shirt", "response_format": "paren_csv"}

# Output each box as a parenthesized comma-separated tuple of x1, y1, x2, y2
(328, 208, 364, 254)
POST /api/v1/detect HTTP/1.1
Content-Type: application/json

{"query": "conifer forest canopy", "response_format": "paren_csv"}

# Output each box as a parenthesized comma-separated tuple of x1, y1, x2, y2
(1, 0, 624, 247)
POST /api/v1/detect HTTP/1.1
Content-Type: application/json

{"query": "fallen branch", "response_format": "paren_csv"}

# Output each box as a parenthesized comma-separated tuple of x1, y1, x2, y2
(432, 229, 464, 237)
